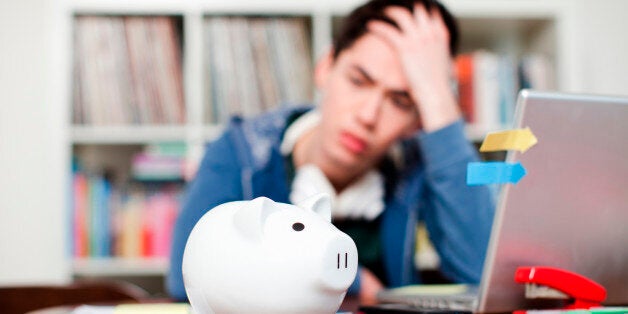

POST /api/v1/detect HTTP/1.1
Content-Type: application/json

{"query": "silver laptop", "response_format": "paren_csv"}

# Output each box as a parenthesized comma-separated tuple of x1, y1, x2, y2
(376, 90, 628, 313)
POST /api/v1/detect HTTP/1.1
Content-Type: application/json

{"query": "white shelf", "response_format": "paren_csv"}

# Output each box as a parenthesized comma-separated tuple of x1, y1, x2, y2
(65, 0, 567, 15)
(202, 125, 224, 141)
(71, 125, 188, 144)
(71, 125, 224, 144)
(444, 0, 566, 18)
(73, 258, 168, 276)
(66, 0, 321, 15)
(69, 123, 502, 145)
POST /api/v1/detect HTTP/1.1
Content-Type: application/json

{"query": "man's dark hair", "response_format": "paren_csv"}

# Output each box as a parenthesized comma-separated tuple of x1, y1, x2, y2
(333, 0, 459, 60)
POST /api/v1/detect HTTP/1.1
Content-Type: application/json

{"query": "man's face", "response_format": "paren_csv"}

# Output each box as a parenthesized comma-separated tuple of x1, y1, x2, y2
(315, 33, 420, 171)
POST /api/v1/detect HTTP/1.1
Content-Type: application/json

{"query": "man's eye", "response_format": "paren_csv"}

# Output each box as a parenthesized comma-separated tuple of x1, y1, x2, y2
(349, 76, 366, 86)
(391, 97, 415, 111)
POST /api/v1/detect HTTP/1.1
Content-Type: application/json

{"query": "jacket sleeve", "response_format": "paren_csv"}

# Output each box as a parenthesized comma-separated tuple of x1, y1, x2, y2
(416, 119, 495, 284)
(167, 130, 244, 301)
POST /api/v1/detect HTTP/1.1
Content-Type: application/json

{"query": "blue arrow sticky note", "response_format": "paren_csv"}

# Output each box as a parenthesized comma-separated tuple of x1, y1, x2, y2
(467, 162, 526, 185)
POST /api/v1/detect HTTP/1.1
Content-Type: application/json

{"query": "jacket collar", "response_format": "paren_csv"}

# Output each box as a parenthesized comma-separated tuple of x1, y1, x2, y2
(228, 106, 312, 171)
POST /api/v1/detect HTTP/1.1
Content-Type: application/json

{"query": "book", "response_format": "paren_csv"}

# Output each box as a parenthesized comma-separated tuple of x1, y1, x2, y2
(472, 50, 501, 130)
(73, 172, 89, 257)
(455, 54, 475, 123)
(454, 51, 553, 130)
(73, 16, 184, 125)
(72, 166, 182, 259)
(203, 16, 313, 123)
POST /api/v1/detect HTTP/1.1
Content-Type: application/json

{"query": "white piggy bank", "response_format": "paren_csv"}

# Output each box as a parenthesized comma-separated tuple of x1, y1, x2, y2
(182, 194, 358, 314)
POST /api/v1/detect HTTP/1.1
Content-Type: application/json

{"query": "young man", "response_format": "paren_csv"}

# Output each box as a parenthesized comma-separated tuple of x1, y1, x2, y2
(168, 0, 494, 304)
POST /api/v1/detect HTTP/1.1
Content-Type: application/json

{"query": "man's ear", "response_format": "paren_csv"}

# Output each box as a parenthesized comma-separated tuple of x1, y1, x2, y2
(314, 48, 334, 90)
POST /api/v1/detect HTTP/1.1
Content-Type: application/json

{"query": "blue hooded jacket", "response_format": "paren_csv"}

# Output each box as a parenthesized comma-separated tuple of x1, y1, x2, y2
(167, 107, 494, 300)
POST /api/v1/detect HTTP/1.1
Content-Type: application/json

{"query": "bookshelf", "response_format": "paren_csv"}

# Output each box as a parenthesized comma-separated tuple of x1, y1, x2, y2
(53, 0, 580, 293)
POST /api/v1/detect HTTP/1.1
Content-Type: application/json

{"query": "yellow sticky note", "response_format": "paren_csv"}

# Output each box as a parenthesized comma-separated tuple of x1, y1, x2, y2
(113, 303, 190, 314)
(479, 127, 538, 153)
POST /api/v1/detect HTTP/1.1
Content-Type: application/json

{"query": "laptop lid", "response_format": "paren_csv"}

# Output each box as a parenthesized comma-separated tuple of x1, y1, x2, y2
(476, 90, 628, 313)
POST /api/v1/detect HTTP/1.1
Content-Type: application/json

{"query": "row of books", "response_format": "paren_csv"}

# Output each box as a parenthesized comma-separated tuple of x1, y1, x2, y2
(73, 16, 185, 125)
(72, 172, 182, 258)
(204, 17, 314, 123)
(131, 142, 187, 181)
(71, 15, 552, 129)
(455, 51, 554, 128)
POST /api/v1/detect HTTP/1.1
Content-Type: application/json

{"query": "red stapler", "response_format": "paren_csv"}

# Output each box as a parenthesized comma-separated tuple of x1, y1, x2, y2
(513, 266, 607, 313)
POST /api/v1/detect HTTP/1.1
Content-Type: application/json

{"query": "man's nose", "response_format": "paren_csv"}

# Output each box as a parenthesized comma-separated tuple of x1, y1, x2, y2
(356, 93, 383, 128)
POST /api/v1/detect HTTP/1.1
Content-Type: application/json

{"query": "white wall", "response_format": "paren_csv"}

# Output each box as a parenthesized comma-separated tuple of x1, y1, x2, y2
(0, 0, 70, 284)
(577, 0, 628, 96)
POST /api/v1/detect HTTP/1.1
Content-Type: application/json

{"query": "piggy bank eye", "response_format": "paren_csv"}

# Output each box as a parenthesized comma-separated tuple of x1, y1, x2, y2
(292, 222, 305, 232)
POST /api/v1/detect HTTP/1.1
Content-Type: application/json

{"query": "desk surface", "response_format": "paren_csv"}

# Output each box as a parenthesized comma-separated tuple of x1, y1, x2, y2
(27, 296, 362, 314)
(27, 306, 72, 314)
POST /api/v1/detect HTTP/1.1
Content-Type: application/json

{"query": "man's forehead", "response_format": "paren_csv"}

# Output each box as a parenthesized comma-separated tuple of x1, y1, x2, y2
(335, 33, 409, 89)
(338, 33, 407, 84)
(338, 33, 395, 60)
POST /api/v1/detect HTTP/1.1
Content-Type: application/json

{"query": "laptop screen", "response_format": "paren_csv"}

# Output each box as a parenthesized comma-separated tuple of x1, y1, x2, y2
(477, 90, 628, 313)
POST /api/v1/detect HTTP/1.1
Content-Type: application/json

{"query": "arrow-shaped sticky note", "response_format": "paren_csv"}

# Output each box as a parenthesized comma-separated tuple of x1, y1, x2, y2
(467, 162, 527, 185)
(479, 127, 538, 153)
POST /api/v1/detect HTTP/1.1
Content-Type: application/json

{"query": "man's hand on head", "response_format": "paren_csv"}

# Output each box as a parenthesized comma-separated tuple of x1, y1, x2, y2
(367, 4, 461, 132)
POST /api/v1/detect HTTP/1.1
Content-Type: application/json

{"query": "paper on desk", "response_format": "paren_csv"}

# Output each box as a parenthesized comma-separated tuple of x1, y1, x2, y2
(385, 284, 469, 296)
(72, 304, 190, 314)
(114, 304, 190, 314)
(73, 305, 115, 314)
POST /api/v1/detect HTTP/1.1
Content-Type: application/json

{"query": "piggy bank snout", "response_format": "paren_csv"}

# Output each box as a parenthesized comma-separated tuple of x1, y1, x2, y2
(318, 233, 358, 292)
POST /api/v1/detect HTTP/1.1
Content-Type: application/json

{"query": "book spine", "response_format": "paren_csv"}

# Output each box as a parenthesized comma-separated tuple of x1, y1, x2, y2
(455, 53, 475, 123)
(72, 172, 88, 257)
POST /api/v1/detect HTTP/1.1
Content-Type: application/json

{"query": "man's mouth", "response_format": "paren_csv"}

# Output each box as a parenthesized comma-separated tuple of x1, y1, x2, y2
(340, 131, 367, 154)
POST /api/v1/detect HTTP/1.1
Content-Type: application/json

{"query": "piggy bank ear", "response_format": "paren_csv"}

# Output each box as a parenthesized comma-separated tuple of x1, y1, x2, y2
(233, 197, 279, 240)
(296, 193, 331, 222)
